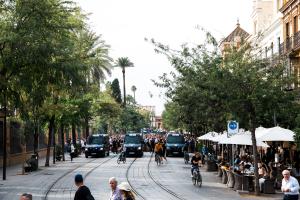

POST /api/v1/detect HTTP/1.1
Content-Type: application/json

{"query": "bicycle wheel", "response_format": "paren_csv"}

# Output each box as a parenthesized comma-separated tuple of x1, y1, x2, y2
(123, 157, 126, 163)
(117, 158, 121, 164)
(197, 174, 202, 187)
(192, 172, 197, 185)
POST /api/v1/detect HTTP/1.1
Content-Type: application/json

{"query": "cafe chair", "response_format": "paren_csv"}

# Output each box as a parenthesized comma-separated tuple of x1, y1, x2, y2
(262, 179, 275, 194)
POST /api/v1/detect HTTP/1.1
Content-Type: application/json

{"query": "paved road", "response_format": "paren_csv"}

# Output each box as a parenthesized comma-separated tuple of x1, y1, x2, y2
(0, 152, 283, 200)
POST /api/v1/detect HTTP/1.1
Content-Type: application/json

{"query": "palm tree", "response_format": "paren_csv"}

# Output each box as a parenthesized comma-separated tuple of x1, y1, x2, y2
(115, 57, 134, 106)
(131, 85, 137, 102)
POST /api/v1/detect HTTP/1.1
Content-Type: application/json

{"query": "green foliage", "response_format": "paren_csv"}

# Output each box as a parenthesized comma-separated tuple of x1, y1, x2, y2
(151, 32, 299, 134)
(111, 79, 122, 104)
(119, 106, 149, 133)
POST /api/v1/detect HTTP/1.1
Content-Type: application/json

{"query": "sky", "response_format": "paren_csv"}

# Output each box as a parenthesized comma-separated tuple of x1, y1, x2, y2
(76, 0, 253, 115)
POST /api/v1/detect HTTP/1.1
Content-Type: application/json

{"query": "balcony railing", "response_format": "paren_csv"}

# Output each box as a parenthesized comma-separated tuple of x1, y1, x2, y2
(294, 31, 300, 49)
(280, 30, 300, 55)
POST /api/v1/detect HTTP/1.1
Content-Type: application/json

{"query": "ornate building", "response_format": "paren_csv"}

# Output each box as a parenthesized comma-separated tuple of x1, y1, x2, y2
(219, 22, 250, 57)
(280, 0, 300, 88)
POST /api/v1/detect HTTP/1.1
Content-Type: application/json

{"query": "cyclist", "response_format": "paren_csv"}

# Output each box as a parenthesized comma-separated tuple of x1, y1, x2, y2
(191, 152, 202, 177)
(154, 139, 164, 164)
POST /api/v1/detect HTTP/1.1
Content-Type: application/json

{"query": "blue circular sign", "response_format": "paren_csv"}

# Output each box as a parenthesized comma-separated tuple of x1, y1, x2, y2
(229, 121, 237, 130)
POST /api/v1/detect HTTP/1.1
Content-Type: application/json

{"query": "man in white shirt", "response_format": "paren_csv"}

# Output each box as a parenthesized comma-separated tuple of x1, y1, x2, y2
(109, 177, 122, 200)
(281, 170, 299, 200)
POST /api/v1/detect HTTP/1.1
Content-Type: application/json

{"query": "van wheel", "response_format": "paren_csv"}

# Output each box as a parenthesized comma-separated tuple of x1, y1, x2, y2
(85, 153, 88, 158)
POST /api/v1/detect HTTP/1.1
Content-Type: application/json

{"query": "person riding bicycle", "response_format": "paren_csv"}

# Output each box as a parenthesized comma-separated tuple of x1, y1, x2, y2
(154, 140, 164, 164)
(191, 152, 202, 177)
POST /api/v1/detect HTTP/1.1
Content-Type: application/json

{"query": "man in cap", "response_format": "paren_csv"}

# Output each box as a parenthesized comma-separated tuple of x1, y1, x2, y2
(74, 174, 94, 200)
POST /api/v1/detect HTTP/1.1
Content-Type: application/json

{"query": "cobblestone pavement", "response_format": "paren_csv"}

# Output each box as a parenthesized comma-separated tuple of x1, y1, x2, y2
(0, 152, 284, 200)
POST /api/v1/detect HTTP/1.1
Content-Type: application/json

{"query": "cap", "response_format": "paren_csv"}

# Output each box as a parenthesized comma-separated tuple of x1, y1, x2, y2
(75, 174, 83, 183)
(118, 182, 131, 191)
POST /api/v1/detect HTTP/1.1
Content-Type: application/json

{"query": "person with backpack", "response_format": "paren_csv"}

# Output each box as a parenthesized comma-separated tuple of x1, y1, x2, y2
(74, 174, 95, 200)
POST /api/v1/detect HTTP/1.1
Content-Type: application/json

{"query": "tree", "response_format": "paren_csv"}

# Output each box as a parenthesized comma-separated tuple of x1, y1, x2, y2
(115, 57, 134, 107)
(111, 79, 122, 104)
(131, 85, 137, 102)
(150, 32, 298, 195)
(162, 101, 182, 131)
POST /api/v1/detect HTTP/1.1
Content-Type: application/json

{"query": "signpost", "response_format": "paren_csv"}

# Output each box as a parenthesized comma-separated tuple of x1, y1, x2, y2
(227, 120, 239, 137)
(227, 120, 238, 168)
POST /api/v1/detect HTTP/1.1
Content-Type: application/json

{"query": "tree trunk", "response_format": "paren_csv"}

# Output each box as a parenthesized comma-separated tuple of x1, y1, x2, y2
(250, 113, 260, 195)
(2, 90, 7, 180)
(33, 123, 39, 154)
(122, 67, 126, 107)
(52, 124, 56, 164)
(85, 116, 89, 139)
(72, 123, 76, 146)
(60, 123, 65, 161)
(45, 115, 55, 167)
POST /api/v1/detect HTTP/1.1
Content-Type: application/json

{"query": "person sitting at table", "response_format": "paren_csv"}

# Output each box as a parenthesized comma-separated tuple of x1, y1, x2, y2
(259, 169, 276, 192)
(258, 163, 267, 178)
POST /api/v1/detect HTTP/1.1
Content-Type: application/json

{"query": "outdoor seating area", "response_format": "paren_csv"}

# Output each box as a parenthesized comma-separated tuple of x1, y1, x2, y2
(198, 126, 298, 194)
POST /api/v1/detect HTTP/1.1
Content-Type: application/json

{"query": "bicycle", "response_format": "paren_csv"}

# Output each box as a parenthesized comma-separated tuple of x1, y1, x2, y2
(184, 151, 189, 164)
(192, 167, 202, 187)
(117, 151, 126, 164)
(155, 153, 161, 165)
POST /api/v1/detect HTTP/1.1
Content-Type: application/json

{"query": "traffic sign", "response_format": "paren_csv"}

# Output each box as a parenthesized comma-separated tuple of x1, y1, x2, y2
(227, 120, 238, 136)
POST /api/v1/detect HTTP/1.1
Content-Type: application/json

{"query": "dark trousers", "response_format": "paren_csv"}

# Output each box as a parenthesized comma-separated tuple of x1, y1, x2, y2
(283, 194, 299, 200)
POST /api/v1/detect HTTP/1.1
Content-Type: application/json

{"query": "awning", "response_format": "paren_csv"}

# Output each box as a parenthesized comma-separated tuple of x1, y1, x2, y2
(219, 132, 269, 147)
(257, 126, 294, 142)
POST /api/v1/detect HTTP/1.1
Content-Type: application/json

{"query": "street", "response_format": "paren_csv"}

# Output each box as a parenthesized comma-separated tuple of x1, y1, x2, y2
(0, 153, 283, 200)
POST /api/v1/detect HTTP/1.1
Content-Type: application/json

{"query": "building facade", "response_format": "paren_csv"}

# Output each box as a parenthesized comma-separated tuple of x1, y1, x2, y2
(251, 0, 283, 58)
(280, 0, 300, 88)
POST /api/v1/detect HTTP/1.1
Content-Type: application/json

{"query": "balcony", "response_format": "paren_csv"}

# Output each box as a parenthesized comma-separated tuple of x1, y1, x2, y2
(280, 31, 300, 55)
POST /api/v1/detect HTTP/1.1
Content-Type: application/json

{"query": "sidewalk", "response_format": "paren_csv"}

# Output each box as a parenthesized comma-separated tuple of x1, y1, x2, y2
(0, 153, 83, 200)
(202, 164, 283, 200)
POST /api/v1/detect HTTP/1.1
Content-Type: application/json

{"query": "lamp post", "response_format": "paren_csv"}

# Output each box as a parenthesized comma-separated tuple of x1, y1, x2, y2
(1, 91, 7, 180)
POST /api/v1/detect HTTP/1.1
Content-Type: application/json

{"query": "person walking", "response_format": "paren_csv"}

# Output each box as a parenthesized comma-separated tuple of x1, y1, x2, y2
(109, 177, 122, 200)
(74, 174, 94, 200)
(118, 182, 135, 200)
(281, 170, 299, 200)
(20, 193, 32, 200)
(70, 144, 75, 162)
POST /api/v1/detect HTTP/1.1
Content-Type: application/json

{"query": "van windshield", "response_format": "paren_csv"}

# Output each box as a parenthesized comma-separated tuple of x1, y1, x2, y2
(124, 136, 141, 144)
(167, 136, 184, 144)
(88, 136, 103, 145)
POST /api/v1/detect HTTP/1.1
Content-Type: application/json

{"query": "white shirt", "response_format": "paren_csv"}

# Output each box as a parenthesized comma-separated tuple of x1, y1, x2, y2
(109, 187, 123, 200)
(281, 176, 300, 195)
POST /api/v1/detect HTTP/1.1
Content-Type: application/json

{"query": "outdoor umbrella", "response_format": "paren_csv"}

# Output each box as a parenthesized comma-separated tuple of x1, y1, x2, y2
(219, 132, 269, 147)
(197, 132, 218, 141)
(257, 126, 295, 142)
(211, 133, 228, 142)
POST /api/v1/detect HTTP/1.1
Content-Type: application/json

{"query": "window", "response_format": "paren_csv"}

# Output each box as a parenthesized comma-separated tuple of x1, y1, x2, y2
(286, 22, 290, 38)
(294, 16, 298, 33)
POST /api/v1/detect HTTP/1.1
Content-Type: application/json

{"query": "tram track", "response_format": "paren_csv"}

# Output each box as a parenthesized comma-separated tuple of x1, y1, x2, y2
(44, 155, 116, 200)
(147, 153, 187, 200)
(125, 157, 147, 200)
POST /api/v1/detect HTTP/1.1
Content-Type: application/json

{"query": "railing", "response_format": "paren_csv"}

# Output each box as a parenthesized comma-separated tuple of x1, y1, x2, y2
(279, 30, 300, 55)
(294, 31, 300, 49)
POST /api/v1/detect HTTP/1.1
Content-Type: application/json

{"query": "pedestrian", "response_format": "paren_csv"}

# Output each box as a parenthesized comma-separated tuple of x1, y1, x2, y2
(118, 182, 135, 200)
(74, 174, 95, 200)
(20, 193, 32, 200)
(70, 143, 75, 162)
(281, 170, 299, 200)
(109, 177, 122, 200)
